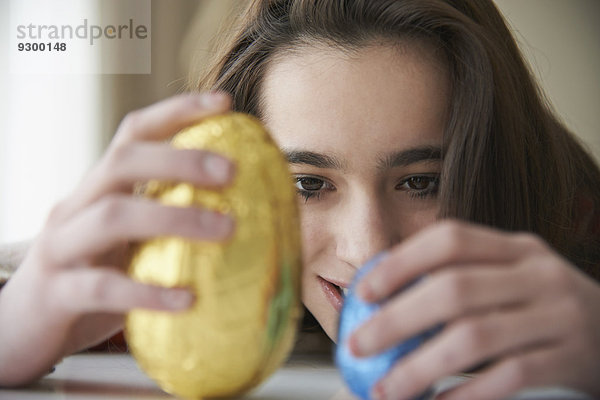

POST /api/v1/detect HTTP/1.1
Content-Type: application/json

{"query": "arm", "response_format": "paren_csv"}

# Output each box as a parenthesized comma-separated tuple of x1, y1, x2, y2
(0, 93, 234, 386)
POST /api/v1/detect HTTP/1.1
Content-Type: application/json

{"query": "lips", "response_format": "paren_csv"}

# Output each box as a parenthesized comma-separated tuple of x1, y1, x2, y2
(319, 276, 349, 313)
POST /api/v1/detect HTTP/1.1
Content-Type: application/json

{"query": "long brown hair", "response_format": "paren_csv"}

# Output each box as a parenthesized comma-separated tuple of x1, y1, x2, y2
(192, 0, 600, 278)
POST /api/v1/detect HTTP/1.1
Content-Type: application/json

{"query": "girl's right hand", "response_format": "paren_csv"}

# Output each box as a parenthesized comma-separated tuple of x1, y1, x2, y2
(0, 93, 235, 386)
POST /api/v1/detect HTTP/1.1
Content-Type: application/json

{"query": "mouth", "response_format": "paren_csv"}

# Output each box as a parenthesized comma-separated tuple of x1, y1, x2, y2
(318, 277, 349, 313)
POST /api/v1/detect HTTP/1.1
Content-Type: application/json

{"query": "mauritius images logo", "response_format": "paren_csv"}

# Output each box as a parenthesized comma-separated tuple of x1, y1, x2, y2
(10, 0, 151, 74)
(16, 19, 148, 46)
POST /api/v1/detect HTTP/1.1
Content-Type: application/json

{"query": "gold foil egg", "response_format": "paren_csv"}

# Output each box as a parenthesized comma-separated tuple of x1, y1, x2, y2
(125, 112, 303, 399)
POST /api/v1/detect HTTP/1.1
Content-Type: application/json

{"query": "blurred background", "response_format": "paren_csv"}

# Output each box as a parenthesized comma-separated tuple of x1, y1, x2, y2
(0, 0, 599, 243)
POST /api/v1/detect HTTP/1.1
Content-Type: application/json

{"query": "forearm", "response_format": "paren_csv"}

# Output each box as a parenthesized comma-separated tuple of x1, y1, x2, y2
(0, 265, 67, 386)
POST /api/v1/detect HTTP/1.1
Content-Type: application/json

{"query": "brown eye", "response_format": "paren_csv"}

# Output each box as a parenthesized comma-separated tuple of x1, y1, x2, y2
(296, 177, 324, 191)
(406, 176, 432, 190)
(395, 175, 440, 199)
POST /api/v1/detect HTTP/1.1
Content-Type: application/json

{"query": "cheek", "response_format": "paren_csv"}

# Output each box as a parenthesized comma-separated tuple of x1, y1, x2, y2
(400, 206, 439, 234)
(298, 208, 329, 265)
(298, 209, 339, 338)
(390, 198, 440, 239)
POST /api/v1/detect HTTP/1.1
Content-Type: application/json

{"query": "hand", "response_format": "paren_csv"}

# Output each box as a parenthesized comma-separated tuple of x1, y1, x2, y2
(349, 220, 600, 400)
(0, 93, 236, 386)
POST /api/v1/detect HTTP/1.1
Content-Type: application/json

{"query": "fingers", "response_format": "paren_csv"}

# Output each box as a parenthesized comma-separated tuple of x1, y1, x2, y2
(67, 142, 235, 216)
(101, 142, 234, 189)
(53, 93, 234, 224)
(344, 221, 600, 400)
(53, 267, 195, 315)
(111, 92, 231, 148)
(8, 93, 231, 382)
(350, 264, 542, 357)
(372, 302, 567, 400)
(435, 347, 562, 400)
(65, 313, 126, 355)
(44, 194, 234, 267)
(357, 220, 548, 302)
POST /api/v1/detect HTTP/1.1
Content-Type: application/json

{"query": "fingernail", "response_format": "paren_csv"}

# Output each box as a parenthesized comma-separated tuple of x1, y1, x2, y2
(198, 211, 235, 239)
(357, 281, 376, 302)
(358, 252, 389, 302)
(213, 214, 235, 239)
(204, 153, 232, 183)
(198, 92, 228, 108)
(348, 333, 364, 357)
(372, 381, 386, 400)
(161, 289, 194, 309)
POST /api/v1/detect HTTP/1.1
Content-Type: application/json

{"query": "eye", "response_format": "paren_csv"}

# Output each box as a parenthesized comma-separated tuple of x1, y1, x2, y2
(295, 177, 325, 191)
(294, 175, 334, 202)
(406, 176, 433, 190)
(395, 174, 439, 199)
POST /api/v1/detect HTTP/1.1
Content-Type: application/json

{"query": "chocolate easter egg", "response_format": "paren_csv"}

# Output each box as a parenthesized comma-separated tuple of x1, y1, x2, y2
(125, 113, 303, 399)
(336, 253, 440, 400)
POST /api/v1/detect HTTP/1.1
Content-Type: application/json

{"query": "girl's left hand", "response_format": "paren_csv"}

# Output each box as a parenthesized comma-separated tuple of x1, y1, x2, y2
(349, 220, 600, 400)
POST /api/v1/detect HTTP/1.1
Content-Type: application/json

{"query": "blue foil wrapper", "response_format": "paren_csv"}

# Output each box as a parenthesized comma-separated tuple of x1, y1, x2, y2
(335, 252, 441, 400)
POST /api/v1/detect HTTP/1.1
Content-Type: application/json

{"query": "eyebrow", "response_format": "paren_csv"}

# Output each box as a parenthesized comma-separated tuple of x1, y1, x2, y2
(283, 150, 346, 169)
(376, 145, 442, 169)
(283, 145, 442, 170)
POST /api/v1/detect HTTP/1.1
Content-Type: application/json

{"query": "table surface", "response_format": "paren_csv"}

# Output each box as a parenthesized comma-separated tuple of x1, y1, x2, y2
(0, 353, 592, 400)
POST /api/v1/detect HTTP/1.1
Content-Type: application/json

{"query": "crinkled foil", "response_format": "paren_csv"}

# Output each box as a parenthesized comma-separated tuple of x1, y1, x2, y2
(125, 113, 303, 399)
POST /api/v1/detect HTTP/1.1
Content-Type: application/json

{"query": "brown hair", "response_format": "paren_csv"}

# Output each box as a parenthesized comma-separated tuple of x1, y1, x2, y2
(193, 0, 600, 278)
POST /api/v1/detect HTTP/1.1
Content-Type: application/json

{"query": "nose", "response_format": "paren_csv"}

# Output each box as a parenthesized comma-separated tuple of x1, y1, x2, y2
(334, 192, 398, 269)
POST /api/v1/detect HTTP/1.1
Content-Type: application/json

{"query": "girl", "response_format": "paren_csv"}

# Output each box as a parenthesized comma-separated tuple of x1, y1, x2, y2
(1, 1, 599, 399)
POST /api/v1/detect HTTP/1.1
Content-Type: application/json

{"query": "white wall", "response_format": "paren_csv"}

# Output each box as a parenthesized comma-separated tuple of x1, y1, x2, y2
(494, 0, 600, 161)
(0, 1, 101, 242)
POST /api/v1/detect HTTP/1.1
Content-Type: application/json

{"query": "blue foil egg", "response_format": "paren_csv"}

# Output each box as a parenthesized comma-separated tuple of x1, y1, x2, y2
(335, 253, 441, 400)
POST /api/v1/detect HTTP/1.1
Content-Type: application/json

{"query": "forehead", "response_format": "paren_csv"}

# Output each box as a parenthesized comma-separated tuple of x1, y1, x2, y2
(260, 43, 449, 160)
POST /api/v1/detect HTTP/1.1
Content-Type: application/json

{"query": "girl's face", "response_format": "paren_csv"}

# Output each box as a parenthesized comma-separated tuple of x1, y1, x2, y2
(261, 43, 449, 341)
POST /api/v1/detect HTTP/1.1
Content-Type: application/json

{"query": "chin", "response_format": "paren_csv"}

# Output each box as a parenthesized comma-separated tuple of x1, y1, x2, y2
(304, 300, 340, 343)
(321, 318, 339, 344)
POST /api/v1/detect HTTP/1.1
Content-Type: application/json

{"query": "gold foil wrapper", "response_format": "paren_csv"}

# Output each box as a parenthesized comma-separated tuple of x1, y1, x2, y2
(125, 113, 303, 399)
